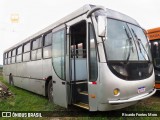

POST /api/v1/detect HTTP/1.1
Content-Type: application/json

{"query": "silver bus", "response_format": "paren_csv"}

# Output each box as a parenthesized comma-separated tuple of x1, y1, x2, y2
(3, 4, 156, 111)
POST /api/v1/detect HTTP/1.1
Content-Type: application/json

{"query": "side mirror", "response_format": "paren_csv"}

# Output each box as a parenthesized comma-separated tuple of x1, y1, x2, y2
(98, 16, 106, 37)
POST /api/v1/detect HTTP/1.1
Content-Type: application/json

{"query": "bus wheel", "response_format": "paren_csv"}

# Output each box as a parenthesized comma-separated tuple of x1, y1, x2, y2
(48, 80, 53, 102)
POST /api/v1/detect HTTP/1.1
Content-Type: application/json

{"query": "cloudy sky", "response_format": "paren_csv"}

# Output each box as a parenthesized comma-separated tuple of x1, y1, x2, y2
(0, 0, 160, 64)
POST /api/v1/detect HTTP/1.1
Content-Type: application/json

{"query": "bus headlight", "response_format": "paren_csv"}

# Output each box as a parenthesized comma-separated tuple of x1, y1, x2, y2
(112, 65, 128, 76)
(114, 88, 120, 96)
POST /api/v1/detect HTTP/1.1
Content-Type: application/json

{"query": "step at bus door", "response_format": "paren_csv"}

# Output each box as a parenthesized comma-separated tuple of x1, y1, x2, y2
(52, 25, 68, 108)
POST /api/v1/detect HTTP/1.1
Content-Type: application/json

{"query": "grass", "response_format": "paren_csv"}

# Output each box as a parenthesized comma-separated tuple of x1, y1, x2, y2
(0, 75, 160, 120)
(0, 76, 57, 111)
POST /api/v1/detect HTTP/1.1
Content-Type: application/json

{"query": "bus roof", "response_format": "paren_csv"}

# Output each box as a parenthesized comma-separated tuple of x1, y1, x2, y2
(147, 27, 160, 40)
(4, 4, 140, 53)
(147, 27, 160, 33)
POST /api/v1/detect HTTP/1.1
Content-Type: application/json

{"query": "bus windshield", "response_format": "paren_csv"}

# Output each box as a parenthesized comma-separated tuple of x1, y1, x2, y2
(105, 18, 151, 62)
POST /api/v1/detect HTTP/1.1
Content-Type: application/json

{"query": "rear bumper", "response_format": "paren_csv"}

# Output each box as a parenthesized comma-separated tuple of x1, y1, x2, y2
(108, 88, 156, 104)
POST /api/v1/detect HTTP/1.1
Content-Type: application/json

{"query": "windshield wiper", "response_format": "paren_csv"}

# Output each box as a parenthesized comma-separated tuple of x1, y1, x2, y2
(131, 29, 151, 63)
(123, 27, 133, 64)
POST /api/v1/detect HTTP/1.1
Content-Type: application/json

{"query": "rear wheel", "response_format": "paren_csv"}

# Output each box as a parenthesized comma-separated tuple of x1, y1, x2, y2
(48, 80, 53, 102)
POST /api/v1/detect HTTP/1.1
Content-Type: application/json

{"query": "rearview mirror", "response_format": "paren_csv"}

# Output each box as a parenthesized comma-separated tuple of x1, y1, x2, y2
(98, 16, 106, 37)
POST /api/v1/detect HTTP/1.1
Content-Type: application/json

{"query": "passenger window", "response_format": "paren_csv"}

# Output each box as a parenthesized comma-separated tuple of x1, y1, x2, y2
(7, 51, 11, 64)
(4, 53, 8, 65)
(32, 37, 42, 50)
(43, 46, 51, 58)
(16, 46, 22, 63)
(24, 42, 30, 53)
(5, 53, 8, 58)
(11, 49, 16, 63)
(31, 37, 42, 60)
(31, 49, 42, 60)
(16, 55, 22, 63)
(44, 32, 52, 46)
(23, 42, 30, 62)
(23, 52, 30, 62)
(8, 51, 11, 58)
(17, 46, 22, 55)
(12, 49, 16, 56)
(32, 39, 38, 50)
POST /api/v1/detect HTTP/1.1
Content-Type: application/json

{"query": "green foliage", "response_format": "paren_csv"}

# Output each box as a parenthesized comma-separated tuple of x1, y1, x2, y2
(0, 76, 56, 111)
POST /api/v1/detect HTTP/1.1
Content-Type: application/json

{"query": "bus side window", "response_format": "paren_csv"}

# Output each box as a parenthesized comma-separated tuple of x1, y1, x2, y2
(31, 37, 42, 60)
(23, 42, 30, 62)
(4, 53, 8, 65)
(11, 49, 16, 63)
(16, 46, 22, 63)
(43, 32, 52, 58)
(8, 51, 11, 64)
(37, 37, 42, 60)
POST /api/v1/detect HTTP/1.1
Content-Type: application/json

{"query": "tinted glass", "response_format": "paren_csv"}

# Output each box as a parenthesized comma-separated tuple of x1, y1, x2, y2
(32, 37, 42, 50)
(43, 46, 51, 58)
(24, 42, 30, 52)
(12, 49, 16, 56)
(44, 32, 52, 46)
(150, 40, 160, 67)
(17, 46, 22, 54)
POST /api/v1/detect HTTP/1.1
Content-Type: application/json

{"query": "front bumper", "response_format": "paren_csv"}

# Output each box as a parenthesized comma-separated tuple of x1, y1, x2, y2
(108, 88, 156, 104)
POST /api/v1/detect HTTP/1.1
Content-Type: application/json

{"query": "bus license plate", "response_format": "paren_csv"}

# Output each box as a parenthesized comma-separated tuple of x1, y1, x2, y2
(138, 87, 145, 93)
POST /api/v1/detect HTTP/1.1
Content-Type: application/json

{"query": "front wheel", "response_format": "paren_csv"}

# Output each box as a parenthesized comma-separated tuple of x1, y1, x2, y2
(48, 80, 53, 102)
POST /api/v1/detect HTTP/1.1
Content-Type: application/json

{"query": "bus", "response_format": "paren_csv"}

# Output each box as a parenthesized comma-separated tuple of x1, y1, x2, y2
(3, 4, 156, 111)
(147, 27, 160, 89)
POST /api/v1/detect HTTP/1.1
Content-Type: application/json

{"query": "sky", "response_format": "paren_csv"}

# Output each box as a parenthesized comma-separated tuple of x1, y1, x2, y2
(0, 0, 160, 65)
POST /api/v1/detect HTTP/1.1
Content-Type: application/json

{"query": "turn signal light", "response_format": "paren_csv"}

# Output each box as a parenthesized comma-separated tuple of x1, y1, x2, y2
(114, 88, 120, 96)
(92, 81, 97, 85)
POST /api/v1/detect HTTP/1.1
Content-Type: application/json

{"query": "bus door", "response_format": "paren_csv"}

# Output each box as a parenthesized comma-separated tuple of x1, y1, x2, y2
(69, 21, 89, 109)
(52, 25, 68, 108)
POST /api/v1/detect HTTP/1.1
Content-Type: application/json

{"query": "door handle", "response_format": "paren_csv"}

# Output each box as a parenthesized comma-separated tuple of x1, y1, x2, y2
(62, 81, 65, 85)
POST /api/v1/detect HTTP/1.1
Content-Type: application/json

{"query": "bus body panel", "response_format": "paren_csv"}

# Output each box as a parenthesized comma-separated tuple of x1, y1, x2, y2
(99, 62, 154, 103)
(42, 59, 52, 79)
(3, 59, 52, 96)
(28, 60, 43, 79)
(94, 63, 154, 111)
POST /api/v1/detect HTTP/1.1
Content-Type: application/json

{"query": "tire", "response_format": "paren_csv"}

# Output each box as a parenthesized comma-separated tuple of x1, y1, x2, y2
(48, 80, 53, 102)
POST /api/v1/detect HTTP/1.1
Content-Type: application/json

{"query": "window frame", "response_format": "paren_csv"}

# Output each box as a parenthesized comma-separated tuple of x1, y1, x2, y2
(11, 48, 16, 64)
(31, 36, 43, 61)
(43, 32, 52, 59)
(23, 42, 31, 62)
(23, 42, 31, 53)
(44, 32, 52, 47)
(16, 45, 23, 63)
(17, 45, 22, 55)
